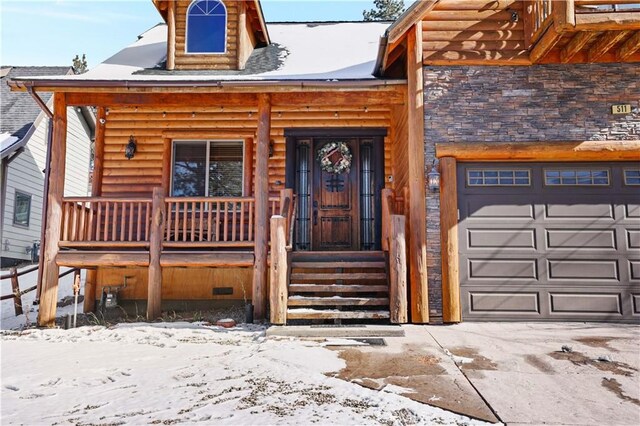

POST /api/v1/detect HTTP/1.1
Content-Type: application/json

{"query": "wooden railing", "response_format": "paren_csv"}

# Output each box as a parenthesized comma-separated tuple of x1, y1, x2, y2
(381, 188, 408, 324)
(61, 197, 153, 247)
(164, 197, 255, 247)
(525, 0, 640, 44)
(525, 0, 554, 45)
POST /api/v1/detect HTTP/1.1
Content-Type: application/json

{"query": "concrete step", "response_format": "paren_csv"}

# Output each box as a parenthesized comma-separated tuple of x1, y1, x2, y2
(287, 308, 390, 320)
(266, 325, 405, 338)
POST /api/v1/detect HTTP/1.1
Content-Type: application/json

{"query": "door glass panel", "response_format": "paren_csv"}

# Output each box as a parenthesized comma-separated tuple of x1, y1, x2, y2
(295, 142, 311, 251)
(360, 143, 375, 250)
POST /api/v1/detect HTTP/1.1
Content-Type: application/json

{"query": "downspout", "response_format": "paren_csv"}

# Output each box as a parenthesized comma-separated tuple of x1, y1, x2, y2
(27, 88, 54, 304)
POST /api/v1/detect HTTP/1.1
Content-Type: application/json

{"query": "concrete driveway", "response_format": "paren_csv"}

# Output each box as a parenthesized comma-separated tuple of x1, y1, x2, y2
(328, 323, 640, 425)
(426, 323, 640, 426)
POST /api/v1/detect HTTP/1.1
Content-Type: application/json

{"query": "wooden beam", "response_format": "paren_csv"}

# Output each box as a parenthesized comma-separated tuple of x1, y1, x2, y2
(530, 25, 563, 63)
(406, 23, 429, 324)
(84, 106, 106, 314)
(147, 187, 164, 320)
(439, 157, 460, 323)
(617, 30, 640, 60)
(166, 0, 176, 70)
(589, 31, 632, 62)
(66, 93, 259, 108)
(575, 12, 640, 31)
(252, 93, 271, 321)
(243, 138, 254, 196)
(162, 138, 172, 195)
(161, 252, 254, 267)
(387, 0, 439, 43)
(436, 140, 640, 162)
(57, 251, 149, 268)
(269, 215, 288, 325)
(553, 0, 576, 32)
(38, 92, 67, 327)
(561, 32, 598, 63)
(389, 215, 408, 324)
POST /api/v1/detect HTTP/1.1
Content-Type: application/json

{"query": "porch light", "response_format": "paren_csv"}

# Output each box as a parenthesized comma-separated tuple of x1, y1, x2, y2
(428, 159, 441, 193)
(125, 135, 137, 160)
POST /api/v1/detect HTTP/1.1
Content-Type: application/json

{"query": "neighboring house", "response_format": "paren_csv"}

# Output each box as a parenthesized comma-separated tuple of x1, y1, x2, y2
(1, 66, 95, 268)
(6, 0, 638, 327)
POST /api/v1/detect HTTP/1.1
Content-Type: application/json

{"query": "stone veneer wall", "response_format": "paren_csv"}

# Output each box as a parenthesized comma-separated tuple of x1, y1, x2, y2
(423, 63, 640, 321)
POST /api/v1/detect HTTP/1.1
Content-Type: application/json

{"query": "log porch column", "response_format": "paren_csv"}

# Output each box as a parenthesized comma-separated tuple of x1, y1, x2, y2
(252, 93, 271, 321)
(439, 156, 460, 323)
(147, 187, 165, 320)
(84, 106, 106, 314)
(38, 92, 67, 327)
(407, 22, 429, 323)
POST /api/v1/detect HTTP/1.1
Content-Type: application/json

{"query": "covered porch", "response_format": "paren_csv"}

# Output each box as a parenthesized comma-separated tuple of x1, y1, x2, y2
(27, 82, 428, 327)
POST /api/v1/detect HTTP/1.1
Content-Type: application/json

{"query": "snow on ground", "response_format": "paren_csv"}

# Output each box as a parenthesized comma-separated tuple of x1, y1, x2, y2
(1, 266, 84, 330)
(1, 323, 487, 425)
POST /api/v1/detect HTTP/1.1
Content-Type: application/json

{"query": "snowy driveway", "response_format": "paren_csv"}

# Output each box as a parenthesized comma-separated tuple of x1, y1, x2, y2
(1, 323, 486, 425)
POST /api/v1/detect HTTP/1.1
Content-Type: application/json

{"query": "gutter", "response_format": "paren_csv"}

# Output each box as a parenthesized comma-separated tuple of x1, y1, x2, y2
(374, 33, 390, 78)
(9, 78, 407, 92)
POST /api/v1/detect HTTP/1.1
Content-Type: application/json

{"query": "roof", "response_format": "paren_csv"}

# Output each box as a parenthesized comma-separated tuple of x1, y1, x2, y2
(9, 22, 399, 87)
(1, 66, 71, 140)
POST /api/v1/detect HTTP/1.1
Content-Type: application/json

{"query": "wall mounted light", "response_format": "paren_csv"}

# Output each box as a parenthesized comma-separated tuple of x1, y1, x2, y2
(125, 135, 137, 160)
(428, 159, 441, 193)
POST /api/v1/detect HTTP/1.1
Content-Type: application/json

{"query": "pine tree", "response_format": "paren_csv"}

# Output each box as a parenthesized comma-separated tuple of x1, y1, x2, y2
(72, 54, 88, 74)
(363, 0, 405, 21)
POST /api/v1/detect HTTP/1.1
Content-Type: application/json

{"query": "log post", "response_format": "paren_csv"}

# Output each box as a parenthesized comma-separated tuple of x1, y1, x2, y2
(147, 187, 165, 320)
(10, 267, 23, 316)
(84, 106, 106, 314)
(252, 93, 271, 321)
(269, 215, 288, 325)
(166, 0, 176, 70)
(162, 137, 172, 195)
(381, 188, 394, 252)
(439, 157, 461, 323)
(407, 22, 429, 323)
(389, 215, 408, 324)
(38, 92, 67, 327)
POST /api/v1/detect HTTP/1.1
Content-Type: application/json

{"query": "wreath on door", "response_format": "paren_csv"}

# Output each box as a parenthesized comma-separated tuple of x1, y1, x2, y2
(317, 141, 352, 174)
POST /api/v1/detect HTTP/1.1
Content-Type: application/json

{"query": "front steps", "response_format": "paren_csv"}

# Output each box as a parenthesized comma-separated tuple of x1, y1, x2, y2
(286, 251, 390, 322)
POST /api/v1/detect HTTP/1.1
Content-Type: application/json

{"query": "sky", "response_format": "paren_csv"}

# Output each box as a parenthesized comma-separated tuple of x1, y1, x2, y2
(0, 0, 380, 68)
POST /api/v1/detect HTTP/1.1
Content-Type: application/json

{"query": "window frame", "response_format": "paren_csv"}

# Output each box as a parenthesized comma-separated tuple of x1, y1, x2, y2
(623, 169, 640, 186)
(543, 168, 611, 187)
(466, 168, 532, 187)
(170, 139, 245, 197)
(185, 0, 228, 55)
(13, 191, 32, 227)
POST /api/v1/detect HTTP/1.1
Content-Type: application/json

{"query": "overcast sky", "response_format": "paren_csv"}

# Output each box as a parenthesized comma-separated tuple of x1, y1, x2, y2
(1, 0, 379, 68)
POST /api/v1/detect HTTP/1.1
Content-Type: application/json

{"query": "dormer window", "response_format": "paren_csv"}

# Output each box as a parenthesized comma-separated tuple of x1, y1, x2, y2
(186, 0, 227, 54)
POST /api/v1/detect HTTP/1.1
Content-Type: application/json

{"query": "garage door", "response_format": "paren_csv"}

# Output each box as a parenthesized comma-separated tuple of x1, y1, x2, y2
(458, 162, 640, 322)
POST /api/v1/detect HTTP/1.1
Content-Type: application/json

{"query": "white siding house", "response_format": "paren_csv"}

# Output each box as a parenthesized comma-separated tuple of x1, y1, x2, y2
(1, 66, 94, 267)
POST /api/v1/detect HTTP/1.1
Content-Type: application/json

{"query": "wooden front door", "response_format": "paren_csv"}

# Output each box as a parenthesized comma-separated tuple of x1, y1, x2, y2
(312, 139, 359, 250)
(287, 132, 385, 252)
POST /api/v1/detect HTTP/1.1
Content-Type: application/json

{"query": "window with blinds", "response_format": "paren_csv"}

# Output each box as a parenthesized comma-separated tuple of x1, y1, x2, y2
(172, 140, 244, 197)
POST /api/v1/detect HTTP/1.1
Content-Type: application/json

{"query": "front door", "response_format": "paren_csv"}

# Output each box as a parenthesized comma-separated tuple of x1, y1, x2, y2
(312, 139, 359, 250)
(288, 132, 384, 252)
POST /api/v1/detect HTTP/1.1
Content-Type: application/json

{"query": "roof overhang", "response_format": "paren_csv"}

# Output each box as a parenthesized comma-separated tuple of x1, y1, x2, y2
(375, 0, 440, 76)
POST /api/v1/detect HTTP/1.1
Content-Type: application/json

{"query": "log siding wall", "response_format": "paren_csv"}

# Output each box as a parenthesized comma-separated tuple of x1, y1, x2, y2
(97, 96, 398, 301)
(423, 63, 640, 320)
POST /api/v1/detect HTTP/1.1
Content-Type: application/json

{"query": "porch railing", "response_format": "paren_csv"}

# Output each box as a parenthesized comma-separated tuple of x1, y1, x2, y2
(163, 197, 255, 247)
(525, 0, 640, 45)
(60, 191, 288, 249)
(61, 197, 153, 248)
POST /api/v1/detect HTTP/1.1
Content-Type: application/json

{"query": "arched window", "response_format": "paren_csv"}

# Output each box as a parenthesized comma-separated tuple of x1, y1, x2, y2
(186, 0, 227, 54)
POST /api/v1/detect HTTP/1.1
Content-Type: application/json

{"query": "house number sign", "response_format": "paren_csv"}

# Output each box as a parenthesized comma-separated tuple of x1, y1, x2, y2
(611, 104, 632, 115)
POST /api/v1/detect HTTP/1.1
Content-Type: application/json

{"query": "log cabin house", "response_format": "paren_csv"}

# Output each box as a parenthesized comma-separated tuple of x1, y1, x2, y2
(7, 0, 640, 327)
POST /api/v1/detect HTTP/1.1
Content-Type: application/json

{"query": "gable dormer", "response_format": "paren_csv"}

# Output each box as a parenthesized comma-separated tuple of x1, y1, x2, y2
(153, 0, 270, 71)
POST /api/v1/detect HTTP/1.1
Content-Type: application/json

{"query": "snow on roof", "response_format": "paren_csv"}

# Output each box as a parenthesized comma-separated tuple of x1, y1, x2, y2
(1, 132, 21, 158)
(14, 22, 390, 84)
